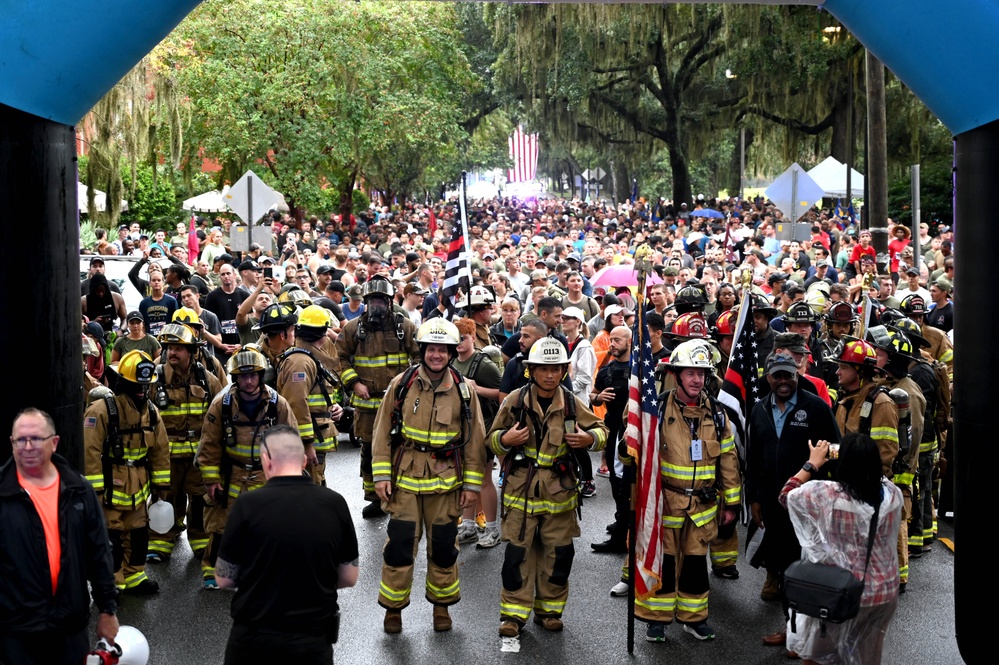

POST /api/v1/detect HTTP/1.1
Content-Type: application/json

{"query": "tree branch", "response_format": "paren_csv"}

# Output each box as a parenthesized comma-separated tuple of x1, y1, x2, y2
(675, 13, 725, 92)
(737, 107, 836, 135)
(678, 43, 727, 92)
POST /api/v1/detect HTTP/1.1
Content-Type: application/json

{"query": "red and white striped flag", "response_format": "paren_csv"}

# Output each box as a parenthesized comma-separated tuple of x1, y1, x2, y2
(625, 296, 663, 601)
(508, 126, 539, 183)
(187, 213, 199, 265)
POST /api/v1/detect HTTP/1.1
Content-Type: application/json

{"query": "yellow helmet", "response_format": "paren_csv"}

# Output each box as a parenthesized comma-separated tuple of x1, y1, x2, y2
(157, 323, 200, 347)
(278, 287, 313, 309)
(298, 304, 332, 330)
(172, 307, 204, 330)
(118, 350, 158, 384)
(226, 346, 270, 376)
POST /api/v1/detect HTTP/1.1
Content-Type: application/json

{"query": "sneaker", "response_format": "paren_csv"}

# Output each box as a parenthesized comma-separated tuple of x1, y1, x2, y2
(122, 579, 160, 596)
(712, 565, 739, 580)
(499, 620, 521, 637)
(203, 577, 219, 590)
(457, 521, 479, 544)
(596, 468, 610, 478)
(580, 481, 597, 498)
(610, 581, 629, 597)
(533, 616, 564, 632)
(646, 622, 667, 642)
(476, 528, 502, 549)
(146, 552, 167, 564)
(683, 621, 715, 641)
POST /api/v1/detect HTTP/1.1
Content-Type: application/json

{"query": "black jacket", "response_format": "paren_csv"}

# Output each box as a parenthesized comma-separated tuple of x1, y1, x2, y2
(0, 454, 117, 634)
(745, 384, 840, 572)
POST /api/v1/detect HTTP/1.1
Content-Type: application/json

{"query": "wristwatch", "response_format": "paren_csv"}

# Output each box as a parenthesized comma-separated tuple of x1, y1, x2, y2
(801, 462, 818, 474)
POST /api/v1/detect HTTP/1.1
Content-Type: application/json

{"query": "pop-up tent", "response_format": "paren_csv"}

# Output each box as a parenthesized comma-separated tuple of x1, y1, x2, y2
(77, 182, 128, 213)
(806, 156, 865, 199)
(182, 185, 230, 213)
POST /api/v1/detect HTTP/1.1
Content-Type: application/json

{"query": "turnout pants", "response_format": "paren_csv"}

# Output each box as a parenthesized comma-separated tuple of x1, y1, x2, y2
(909, 452, 936, 548)
(635, 514, 716, 625)
(149, 456, 208, 558)
(499, 509, 580, 625)
(709, 508, 739, 570)
(356, 410, 377, 501)
(104, 504, 151, 589)
(897, 483, 912, 584)
(379, 490, 463, 609)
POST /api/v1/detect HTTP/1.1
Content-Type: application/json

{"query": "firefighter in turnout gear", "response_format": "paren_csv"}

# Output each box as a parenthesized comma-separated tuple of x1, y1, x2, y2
(172, 307, 227, 385)
(83, 350, 171, 594)
(488, 337, 609, 637)
(197, 345, 297, 589)
(900, 295, 954, 376)
(638, 340, 741, 643)
(867, 325, 925, 589)
(256, 303, 342, 485)
(833, 338, 901, 478)
(337, 277, 420, 518)
(146, 324, 223, 566)
(820, 301, 858, 393)
(372, 318, 487, 634)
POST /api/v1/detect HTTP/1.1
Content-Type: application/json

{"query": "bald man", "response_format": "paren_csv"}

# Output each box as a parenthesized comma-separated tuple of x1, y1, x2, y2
(216, 426, 358, 664)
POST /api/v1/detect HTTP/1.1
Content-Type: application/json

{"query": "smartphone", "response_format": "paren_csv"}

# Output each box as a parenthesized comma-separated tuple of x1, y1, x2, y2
(264, 267, 273, 279)
(271, 265, 286, 283)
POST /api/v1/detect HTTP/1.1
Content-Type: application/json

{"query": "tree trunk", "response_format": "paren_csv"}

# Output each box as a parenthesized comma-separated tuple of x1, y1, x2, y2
(338, 168, 357, 223)
(828, 79, 851, 163)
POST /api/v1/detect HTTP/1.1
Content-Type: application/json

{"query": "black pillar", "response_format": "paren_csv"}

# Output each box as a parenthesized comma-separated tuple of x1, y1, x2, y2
(0, 103, 84, 470)
(953, 117, 997, 660)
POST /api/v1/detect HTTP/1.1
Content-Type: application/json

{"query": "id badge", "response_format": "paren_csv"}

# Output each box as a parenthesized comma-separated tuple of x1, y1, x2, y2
(690, 439, 704, 462)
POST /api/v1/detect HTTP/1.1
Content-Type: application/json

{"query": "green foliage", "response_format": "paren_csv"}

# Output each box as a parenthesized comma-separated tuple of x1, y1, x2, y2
(119, 164, 181, 228)
(79, 220, 98, 253)
(887, 157, 953, 226)
(317, 188, 371, 217)
(168, 0, 477, 211)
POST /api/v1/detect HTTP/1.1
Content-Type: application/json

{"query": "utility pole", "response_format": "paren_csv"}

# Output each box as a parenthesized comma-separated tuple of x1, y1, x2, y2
(866, 49, 890, 271)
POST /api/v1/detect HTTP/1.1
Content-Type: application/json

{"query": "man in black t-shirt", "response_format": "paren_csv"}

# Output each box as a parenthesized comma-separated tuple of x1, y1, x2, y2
(589, 326, 633, 553)
(926, 278, 954, 333)
(216, 426, 358, 665)
(203, 263, 248, 363)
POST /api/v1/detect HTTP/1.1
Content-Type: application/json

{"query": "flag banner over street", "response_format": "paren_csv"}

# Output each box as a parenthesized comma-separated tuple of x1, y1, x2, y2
(625, 288, 662, 601)
(507, 126, 538, 183)
(442, 173, 472, 315)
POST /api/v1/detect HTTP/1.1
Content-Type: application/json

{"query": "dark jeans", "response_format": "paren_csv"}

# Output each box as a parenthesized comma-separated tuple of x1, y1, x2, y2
(0, 627, 89, 665)
(225, 623, 333, 665)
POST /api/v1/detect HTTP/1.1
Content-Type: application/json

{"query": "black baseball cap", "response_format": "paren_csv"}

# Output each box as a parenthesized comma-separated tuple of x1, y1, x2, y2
(316, 264, 334, 275)
(238, 260, 261, 272)
(90, 256, 105, 266)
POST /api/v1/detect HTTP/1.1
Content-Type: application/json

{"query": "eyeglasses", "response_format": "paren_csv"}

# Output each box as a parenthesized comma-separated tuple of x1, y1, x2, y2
(11, 435, 55, 449)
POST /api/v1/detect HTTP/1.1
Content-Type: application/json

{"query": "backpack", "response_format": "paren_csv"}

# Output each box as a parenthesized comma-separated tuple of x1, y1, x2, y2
(923, 359, 952, 439)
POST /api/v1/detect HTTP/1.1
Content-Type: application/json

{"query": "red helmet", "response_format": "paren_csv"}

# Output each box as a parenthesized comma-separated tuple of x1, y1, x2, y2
(669, 312, 709, 339)
(712, 309, 737, 337)
(835, 338, 879, 369)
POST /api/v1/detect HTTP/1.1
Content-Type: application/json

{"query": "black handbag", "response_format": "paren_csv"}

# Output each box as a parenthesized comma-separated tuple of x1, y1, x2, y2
(784, 500, 880, 635)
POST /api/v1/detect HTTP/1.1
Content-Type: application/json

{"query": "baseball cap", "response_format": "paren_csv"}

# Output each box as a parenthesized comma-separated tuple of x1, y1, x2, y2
(531, 235, 545, 244)
(348, 251, 362, 260)
(238, 260, 261, 272)
(663, 266, 679, 277)
(933, 277, 953, 293)
(767, 273, 787, 286)
(530, 269, 548, 281)
(482, 252, 496, 260)
(905, 266, 920, 276)
(259, 255, 276, 265)
(126, 310, 144, 323)
(562, 306, 587, 324)
(774, 332, 809, 355)
(315, 264, 334, 275)
(215, 253, 233, 264)
(567, 252, 582, 263)
(603, 304, 626, 318)
(816, 259, 832, 267)
(90, 256, 105, 266)
(766, 352, 798, 376)
(327, 280, 345, 295)
(348, 285, 363, 300)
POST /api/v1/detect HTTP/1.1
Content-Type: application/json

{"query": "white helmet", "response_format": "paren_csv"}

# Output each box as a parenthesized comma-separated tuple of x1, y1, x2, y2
(107, 625, 150, 665)
(416, 318, 460, 346)
(667, 339, 715, 370)
(467, 285, 495, 309)
(524, 337, 569, 365)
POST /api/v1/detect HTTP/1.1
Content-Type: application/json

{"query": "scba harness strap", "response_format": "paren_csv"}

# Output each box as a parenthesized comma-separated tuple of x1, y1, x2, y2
(101, 394, 158, 507)
(277, 346, 342, 443)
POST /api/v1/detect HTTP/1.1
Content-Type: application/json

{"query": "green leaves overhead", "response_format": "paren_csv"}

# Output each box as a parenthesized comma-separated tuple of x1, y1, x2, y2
(168, 0, 478, 213)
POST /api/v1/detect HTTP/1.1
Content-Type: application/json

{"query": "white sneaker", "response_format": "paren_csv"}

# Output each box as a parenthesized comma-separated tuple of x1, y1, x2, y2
(476, 528, 502, 549)
(610, 581, 629, 597)
(457, 522, 479, 544)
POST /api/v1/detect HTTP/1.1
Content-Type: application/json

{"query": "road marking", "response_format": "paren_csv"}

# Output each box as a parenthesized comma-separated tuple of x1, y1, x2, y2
(500, 636, 521, 653)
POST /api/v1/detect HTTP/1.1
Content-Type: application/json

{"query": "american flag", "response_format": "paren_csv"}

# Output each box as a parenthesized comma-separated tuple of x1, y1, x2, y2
(441, 175, 471, 315)
(625, 295, 663, 601)
(508, 126, 539, 183)
(717, 289, 760, 434)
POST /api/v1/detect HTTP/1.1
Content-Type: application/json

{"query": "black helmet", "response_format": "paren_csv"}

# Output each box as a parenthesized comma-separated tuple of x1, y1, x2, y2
(825, 301, 858, 323)
(900, 294, 928, 316)
(674, 285, 708, 314)
(750, 293, 777, 318)
(361, 277, 395, 300)
(889, 317, 931, 352)
(253, 303, 299, 333)
(785, 301, 819, 324)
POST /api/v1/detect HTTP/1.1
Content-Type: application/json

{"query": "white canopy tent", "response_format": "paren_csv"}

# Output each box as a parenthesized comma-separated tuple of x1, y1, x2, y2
(183, 185, 230, 213)
(78, 182, 128, 213)
(806, 156, 865, 199)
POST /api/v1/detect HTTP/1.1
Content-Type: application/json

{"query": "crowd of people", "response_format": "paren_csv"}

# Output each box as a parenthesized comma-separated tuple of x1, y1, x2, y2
(4, 192, 956, 663)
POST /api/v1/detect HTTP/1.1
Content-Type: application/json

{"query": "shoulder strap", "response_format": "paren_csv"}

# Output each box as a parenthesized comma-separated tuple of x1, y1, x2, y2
(103, 394, 119, 442)
(859, 385, 889, 435)
(468, 351, 485, 379)
(561, 385, 577, 421)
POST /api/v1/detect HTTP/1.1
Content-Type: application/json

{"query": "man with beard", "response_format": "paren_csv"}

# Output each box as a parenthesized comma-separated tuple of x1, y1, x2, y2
(83, 350, 171, 594)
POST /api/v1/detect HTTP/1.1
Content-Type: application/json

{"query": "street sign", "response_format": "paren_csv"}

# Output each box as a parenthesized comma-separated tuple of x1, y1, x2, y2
(764, 163, 824, 223)
(225, 171, 281, 225)
(592, 167, 606, 181)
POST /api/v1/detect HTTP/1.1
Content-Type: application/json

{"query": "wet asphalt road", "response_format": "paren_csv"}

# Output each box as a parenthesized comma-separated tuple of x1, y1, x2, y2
(110, 443, 962, 664)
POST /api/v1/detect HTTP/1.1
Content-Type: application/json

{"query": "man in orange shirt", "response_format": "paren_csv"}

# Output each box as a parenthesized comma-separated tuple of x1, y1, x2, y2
(0, 408, 119, 664)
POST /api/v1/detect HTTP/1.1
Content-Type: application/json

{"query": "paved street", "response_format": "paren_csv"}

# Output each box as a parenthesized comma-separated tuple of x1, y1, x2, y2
(114, 443, 961, 664)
